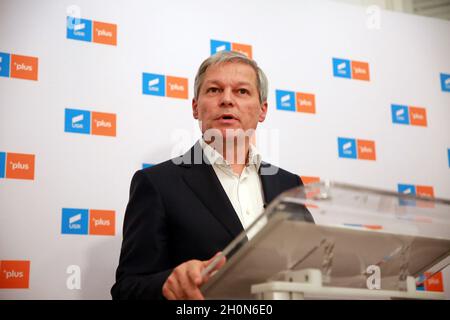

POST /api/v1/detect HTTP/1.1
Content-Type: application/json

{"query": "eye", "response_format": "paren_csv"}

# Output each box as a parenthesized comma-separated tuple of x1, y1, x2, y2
(238, 88, 249, 95)
(206, 87, 221, 93)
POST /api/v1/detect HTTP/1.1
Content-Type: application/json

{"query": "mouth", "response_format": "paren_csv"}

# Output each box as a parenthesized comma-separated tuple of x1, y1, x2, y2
(216, 114, 239, 121)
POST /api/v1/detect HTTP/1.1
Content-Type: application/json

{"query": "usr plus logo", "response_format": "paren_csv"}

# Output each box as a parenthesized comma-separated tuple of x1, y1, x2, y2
(0, 52, 38, 81)
(398, 184, 434, 197)
(275, 89, 316, 114)
(210, 39, 252, 58)
(61, 208, 115, 236)
(332, 58, 370, 81)
(142, 73, 188, 99)
(391, 104, 427, 127)
(338, 137, 376, 161)
(417, 272, 444, 292)
(0, 260, 30, 289)
(0, 151, 35, 180)
(65, 108, 116, 137)
(67, 16, 117, 46)
(398, 184, 434, 207)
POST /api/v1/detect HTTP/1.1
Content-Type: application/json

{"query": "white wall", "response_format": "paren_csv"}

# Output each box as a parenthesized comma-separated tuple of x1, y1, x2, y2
(0, 0, 449, 299)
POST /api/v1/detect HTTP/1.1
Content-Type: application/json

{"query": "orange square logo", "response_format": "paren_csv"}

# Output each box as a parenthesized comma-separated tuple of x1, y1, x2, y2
(10, 54, 38, 81)
(351, 61, 370, 81)
(416, 185, 434, 198)
(301, 176, 320, 185)
(6, 153, 35, 180)
(91, 112, 116, 137)
(89, 210, 115, 236)
(416, 185, 434, 208)
(424, 272, 444, 292)
(409, 107, 427, 127)
(231, 43, 253, 59)
(0, 260, 30, 289)
(296, 92, 316, 114)
(357, 140, 376, 161)
(166, 76, 188, 99)
(92, 21, 117, 46)
(301, 177, 321, 199)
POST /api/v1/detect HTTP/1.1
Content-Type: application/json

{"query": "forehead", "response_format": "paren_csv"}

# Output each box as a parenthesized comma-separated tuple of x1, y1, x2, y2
(203, 62, 258, 86)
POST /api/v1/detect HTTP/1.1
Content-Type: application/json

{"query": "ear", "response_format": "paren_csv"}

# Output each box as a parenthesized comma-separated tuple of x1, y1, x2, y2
(192, 98, 199, 119)
(258, 101, 268, 122)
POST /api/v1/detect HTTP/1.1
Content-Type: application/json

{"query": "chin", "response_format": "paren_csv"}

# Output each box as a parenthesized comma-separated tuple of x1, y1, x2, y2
(203, 126, 254, 142)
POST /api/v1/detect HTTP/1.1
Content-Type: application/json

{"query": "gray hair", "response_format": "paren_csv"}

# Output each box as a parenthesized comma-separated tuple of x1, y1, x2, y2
(194, 51, 268, 103)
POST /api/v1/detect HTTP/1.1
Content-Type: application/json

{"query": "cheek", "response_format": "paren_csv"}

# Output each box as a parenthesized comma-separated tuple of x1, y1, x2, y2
(197, 108, 215, 125)
(249, 107, 262, 119)
(196, 103, 210, 117)
(198, 109, 210, 120)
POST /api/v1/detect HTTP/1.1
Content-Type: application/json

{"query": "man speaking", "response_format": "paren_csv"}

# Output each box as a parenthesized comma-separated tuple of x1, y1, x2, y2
(112, 51, 306, 300)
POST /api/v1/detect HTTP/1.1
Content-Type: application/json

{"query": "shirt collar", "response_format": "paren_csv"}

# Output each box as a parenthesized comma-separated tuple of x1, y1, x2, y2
(199, 138, 262, 171)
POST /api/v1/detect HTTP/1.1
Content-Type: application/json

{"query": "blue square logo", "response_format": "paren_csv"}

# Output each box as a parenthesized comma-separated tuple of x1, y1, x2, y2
(416, 274, 426, 291)
(391, 104, 410, 125)
(333, 58, 351, 79)
(62, 208, 89, 235)
(210, 39, 231, 55)
(65, 108, 91, 134)
(441, 73, 450, 92)
(0, 52, 10, 78)
(398, 184, 416, 196)
(66, 17, 92, 42)
(142, 73, 165, 96)
(142, 163, 154, 169)
(276, 90, 296, 112)
(398, 184, 416, 206)
(338, 137, 357, 159)
(0, 152, 6, 178)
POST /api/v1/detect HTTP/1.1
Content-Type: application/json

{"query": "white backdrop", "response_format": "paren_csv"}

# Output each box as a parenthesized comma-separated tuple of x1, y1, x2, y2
(0, 0, 449, 299)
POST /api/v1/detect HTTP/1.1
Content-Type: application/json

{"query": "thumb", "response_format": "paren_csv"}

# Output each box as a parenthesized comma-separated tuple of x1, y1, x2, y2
(204, 251, 224, 267)
(203, 252, 227, 279)
(212, 253, 226, 271)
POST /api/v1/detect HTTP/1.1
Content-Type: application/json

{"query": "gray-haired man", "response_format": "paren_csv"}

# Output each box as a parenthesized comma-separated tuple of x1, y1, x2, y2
(112, 51, 309, 300)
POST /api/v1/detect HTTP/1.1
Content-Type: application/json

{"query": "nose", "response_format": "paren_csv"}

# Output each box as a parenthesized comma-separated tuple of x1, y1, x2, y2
(219, 87, 234, 107)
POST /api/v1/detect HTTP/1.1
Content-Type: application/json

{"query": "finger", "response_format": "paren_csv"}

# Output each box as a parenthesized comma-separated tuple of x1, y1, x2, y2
(185, 266, 207, 300)
(204, 252, 226, 271)
(173, 267, 191, 299)
(202, 251, 221, 272)
(187, 263, 203, 286)
(202, 252, 227, 282)
(213, 254, 227, 271)
(204, 251, 223, 265)
(170, 271, 188, 299)
(176, 261, 204, 299)
(162, 278, 178, 300)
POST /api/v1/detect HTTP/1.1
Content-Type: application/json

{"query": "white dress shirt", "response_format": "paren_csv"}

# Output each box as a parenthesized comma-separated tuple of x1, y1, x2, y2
(200, 139, 267, 239)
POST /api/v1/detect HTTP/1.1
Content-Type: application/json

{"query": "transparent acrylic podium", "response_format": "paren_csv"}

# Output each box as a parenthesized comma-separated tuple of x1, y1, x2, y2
(201, 181, 450, 300)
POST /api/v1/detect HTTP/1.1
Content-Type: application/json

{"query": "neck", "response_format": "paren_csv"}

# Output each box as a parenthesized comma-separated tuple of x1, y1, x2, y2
(207, 137, 250, 175)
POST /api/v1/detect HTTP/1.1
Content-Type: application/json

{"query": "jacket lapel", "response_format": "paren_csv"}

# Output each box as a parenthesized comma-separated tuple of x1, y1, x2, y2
(180, 143, 244, 239)
(259, 162, 281, 207)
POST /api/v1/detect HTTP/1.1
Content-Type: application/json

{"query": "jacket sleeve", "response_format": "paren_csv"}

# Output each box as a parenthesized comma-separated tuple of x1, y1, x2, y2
(111, 170, 173, 300)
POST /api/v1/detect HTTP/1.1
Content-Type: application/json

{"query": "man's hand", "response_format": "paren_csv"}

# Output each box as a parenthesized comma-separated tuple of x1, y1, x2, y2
(162, 252, 226, 300)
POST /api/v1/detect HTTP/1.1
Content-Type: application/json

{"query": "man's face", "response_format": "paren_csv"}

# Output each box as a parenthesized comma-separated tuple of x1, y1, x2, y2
(192, 62, 267, 141)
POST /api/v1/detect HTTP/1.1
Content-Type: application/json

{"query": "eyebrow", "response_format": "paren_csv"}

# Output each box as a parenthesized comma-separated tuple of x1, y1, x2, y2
(203, 80, 253, 87)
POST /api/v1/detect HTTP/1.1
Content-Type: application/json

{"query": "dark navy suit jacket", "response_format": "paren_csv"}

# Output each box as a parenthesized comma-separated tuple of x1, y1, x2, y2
(111, 143, 310, 299)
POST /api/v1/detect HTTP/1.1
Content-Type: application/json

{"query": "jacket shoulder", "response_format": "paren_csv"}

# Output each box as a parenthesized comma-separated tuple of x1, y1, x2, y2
(260, 162, 303, 187)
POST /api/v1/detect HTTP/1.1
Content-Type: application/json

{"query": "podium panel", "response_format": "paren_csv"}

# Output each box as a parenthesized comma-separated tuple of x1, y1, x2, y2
(201, 182, 450, 299)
